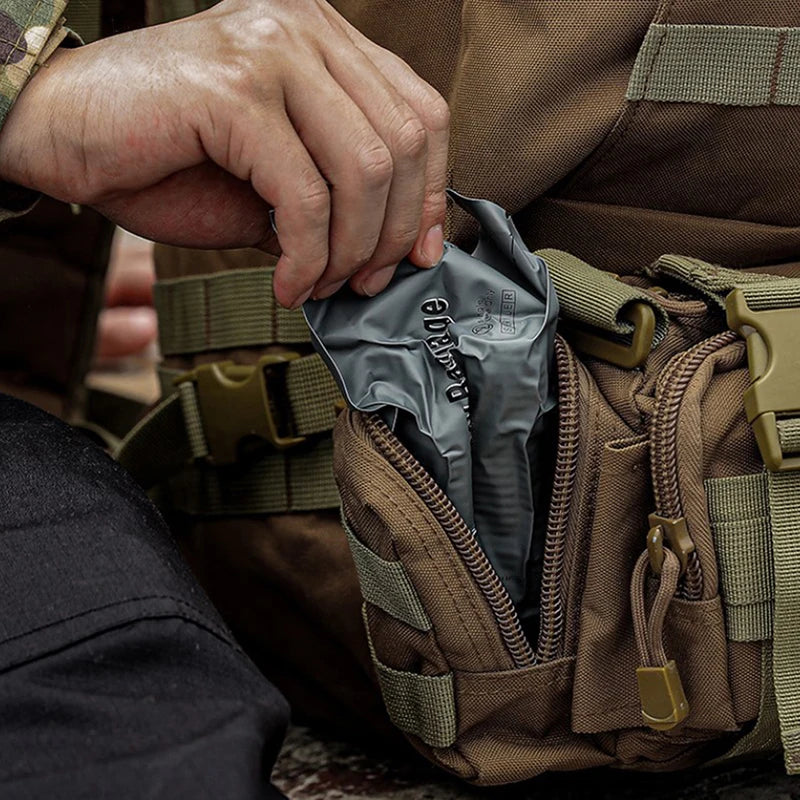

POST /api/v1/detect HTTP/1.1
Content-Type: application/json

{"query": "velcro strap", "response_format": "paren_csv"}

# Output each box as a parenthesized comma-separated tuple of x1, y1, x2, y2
(154, 268, 311, 355)
(343, 518, 431, 632)
(628, 25, 800, 107)
(362, 607, 456, 749)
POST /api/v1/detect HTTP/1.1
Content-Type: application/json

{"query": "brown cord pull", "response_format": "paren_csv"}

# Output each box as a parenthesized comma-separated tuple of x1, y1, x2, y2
(631, 549, 690, 730)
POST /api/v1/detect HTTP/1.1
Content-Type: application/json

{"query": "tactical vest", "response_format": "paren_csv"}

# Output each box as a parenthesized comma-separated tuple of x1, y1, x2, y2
(9, 0, 800, 782)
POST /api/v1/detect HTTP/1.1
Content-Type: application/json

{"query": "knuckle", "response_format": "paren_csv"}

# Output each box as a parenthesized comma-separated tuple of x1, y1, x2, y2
(381, 223, 419, 258)
(294, 179, 330, 218)
(392, 115, 428, 162)
(354, 142, 394, 189)
(420, 93, 450, 133)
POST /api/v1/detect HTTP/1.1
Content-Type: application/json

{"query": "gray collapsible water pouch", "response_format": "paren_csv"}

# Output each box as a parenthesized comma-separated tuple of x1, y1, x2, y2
(304, 193, 559, 613)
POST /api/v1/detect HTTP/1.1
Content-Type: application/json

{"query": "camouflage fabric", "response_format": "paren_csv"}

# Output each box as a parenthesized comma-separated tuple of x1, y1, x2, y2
(0, 0, 69, 124)
(0, 0, 70, 220)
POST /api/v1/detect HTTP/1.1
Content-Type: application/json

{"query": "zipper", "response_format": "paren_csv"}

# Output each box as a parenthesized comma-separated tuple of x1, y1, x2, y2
(363, 414, 537, 669)
(536, 336, 580, 662)
(649, 330, 738, 599)
(363, 336, 582, 668)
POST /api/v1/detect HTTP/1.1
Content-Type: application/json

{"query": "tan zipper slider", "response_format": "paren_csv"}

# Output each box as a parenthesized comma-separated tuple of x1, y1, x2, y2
(637, 660, 690, 730)
(647, 514, 694, 576)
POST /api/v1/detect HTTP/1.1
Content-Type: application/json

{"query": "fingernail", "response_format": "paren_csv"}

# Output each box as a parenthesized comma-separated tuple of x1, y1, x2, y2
(288, 287, 314, 310)
(313, 279, 347, 300)
(361, 265, 397, 297)
(421, 224, 444, 267)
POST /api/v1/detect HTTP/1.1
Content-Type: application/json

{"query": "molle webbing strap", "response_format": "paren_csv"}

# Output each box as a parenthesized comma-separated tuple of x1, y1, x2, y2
(164, 439, 340, 516)
(706, 474, 774, 642)
(361, 607, 456, 749)
(535, 249, 669, 346)
(711, 644, 780, 765)
(706, 469, 800, 770)
(628, 25, 800, 106)
(343, 518, 431, 632)
(766, 469, 800, 773)
(154, 268, 312, 356)
(648, 255, 800, 310)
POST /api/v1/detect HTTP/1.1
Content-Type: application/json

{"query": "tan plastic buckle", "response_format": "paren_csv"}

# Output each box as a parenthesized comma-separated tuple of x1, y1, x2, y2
(569, 302, 656, 369)
(726, 289, 800, 472)
(175, 353, 306, 465)
(647, 514, 695, 576)
(637, 660, 689, 731)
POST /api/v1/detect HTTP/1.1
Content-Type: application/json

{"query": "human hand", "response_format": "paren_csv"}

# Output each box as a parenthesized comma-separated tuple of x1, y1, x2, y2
(0, 0, 449, 307)
(95, 230, 157, 361)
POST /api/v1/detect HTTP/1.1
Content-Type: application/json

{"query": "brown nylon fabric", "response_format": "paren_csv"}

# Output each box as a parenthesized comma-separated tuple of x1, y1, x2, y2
(0, 197, 113, 419)
(332, 294, 769, 781)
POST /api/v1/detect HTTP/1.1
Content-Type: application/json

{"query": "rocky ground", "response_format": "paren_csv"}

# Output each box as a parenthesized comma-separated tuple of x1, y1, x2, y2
(273, 726, 797, 800)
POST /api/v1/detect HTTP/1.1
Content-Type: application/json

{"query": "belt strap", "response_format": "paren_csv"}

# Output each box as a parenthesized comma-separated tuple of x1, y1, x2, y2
(116, 355, 342, 514)
(154, 268, 312, 355)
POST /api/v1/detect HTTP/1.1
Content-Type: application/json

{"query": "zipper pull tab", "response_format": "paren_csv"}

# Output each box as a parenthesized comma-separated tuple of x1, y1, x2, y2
(631, 550, 690, 731)
(637, 660, 690, 731)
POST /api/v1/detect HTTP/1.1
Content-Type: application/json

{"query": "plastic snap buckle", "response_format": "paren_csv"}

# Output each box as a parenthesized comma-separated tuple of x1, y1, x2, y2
(175, 353, 306, 465)
(726, 289, 800, 472)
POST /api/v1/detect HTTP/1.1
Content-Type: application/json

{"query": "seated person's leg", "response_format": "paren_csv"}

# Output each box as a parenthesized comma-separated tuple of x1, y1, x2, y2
(0, 395, 288, 799)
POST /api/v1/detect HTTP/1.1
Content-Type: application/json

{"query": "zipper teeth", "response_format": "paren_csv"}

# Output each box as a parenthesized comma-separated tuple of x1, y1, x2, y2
(536, 337, 580, 662)
(363, 415, 537, 669)
(651, 330, 738, 599)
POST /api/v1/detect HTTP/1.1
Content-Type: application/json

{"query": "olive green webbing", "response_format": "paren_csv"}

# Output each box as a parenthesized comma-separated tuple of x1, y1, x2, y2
(361, 607, 457, 749)
(65, 1, 101, 42)
(766, 469, 800, 773)
(628, 25, 800, 106)
(710, 645, 780, 765)
(648, 255, 800, 310)
(154, 268, 312, 356)
(164, 439, 340, 516)
(536, 249, 669, 346)
(116, 364, 340, 513)
(706, 474, 774, 642)
(777, 419, 800, 455)
(342, 517, 431, 632)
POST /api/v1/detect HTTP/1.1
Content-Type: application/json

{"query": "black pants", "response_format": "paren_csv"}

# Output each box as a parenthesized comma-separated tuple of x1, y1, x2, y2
(0, 395, 288, 798)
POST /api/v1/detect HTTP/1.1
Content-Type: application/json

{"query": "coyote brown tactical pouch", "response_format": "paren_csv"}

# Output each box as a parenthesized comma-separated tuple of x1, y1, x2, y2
(331, 251, 800, 783)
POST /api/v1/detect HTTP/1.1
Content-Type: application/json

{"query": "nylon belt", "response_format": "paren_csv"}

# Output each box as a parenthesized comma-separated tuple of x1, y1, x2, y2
(766, 469, 800, 773)
(627, 25, 800, 106)
(116, 357, 341, 514)
(536, 248, 669, 348)
(648, 255, 800, 310)
(154, 268, 312, 356)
